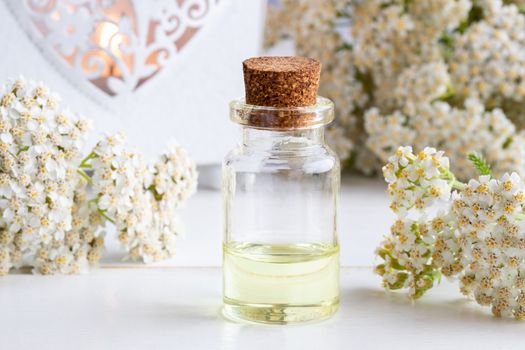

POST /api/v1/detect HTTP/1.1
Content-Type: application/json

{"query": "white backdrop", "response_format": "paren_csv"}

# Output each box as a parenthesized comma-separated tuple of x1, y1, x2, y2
(0, 0, 266, 164)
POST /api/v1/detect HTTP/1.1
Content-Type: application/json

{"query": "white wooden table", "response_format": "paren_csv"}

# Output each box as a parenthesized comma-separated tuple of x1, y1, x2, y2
(2, 267, 523, 350)
(1, 176, 523, 349)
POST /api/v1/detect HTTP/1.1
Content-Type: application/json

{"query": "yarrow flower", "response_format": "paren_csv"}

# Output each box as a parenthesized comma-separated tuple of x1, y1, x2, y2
(376, 217, 439, 299)
(265, 0, 525, 179)
(451, 0, 525, 104)
(0, 78, 198, 275)
(0, 77, 103, 275)
(448, 172, 525, 319)
(86, 135, 197, 264)
(382, 146, 452, 217)
(375, 146, 456, 298)
(376, 146, 525, 319)
(365, 99, 525, 180)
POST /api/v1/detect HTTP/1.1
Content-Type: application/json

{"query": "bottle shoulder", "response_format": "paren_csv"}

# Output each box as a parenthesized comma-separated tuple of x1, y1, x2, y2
(223, 143, 340, 174)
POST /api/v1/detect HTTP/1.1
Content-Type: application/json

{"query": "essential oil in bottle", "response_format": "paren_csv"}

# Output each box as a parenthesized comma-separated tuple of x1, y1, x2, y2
(223, 242, 339, 324)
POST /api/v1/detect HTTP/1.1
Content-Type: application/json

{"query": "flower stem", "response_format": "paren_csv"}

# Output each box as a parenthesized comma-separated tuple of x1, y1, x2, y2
(97, 208, 115, 224)
(16, 146, 29, 155)
(77, 169, 93, 185)
(451, 180, 466, 191)
(442, 168, 466, 191)
(79, 151, 95, 168)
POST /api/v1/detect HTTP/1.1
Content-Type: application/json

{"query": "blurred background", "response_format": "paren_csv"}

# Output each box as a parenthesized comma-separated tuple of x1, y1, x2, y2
(3, 0, 525, 183)
(2, 0, 525, 266)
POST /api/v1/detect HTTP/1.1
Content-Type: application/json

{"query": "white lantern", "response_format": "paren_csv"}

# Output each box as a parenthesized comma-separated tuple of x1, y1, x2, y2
(1, 0, 267, 165)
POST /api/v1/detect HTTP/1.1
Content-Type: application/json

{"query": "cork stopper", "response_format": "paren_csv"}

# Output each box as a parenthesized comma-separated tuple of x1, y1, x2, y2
(243, 56, 321, 107)
(241, 56, 321, 129)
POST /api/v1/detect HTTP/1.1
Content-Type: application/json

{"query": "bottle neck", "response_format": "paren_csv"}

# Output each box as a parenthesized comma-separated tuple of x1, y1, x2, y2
(242, 127, 325, 149)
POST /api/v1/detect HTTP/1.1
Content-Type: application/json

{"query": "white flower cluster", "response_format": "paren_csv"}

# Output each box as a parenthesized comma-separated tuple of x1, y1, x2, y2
(365, 99, 525, 180)
(148, 143, 198, 206)
(393, 62, 450, 115)
(0, 77, 103, 275)
(377, 146, 525, 319)
(450, 173, 525, 319)
(376, 218, 437, 299)
(0, 78, 197, 275)
(376, 146, 454, 298)
(451, 0, 525, 103)
(352, 0, 470, 106)
(382, 146, 452, 216)
(89, 135, 197, 264)
(265, 0, 525, 178)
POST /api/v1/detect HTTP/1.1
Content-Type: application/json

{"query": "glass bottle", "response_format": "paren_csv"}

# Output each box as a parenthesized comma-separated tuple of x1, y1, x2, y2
(222, 96, 340, 324)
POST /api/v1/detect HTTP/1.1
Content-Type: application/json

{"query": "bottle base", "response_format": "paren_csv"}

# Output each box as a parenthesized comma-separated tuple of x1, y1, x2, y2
(222, 297, 339, 325)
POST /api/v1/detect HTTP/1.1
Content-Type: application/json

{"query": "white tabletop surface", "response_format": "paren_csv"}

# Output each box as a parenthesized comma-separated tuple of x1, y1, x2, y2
(2, 175, 524, 349)
(2, 267, 524, 350)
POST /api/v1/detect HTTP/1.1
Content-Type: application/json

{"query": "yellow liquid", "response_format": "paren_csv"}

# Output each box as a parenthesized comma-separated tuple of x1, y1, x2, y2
(223, 242, 340, 324)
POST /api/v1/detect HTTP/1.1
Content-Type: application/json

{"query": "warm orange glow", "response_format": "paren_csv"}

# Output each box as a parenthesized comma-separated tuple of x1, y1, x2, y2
(98, 22, 122, 51)
(97, 22, 126, 77)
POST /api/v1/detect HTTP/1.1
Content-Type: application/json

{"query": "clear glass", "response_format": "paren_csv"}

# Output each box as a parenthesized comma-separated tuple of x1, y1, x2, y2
(222, 97, 340, 324)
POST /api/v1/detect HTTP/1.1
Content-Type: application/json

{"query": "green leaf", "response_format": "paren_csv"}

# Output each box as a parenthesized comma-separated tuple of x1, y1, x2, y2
(377, 248, 406, 270)
(354, 69, 375, 101)
(17, 146, 29, 155)
(388, 272, 409, 290)
(377, 248, 389, 260)
(375, 264, 386, 276)
(467, 152, 491, 176)
(147, 184, 163, 201)
(456, 4, 484, 34)
(402, 0, 413, 11)
(335, 10, 351, 19)
(438, 33, 455, 61)
(335, 42, 353, 52)
(502, 136, 512, 149)
(388, 258, 406, 271)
